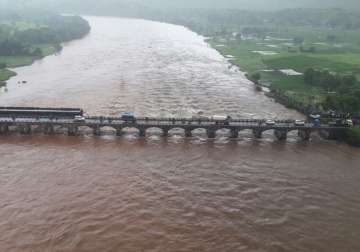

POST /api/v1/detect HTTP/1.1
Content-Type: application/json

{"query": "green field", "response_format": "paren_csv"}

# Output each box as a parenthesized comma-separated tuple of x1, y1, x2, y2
(0, 56, 34, 68)
(0, 69, 16, 85)
(0, 43, 60, 83)
(209, 26, 360, 108)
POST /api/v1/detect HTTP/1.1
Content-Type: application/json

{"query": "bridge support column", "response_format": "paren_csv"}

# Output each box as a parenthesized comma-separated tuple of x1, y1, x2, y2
(298, 130, 311, 141)
(230, 129, 239, 139)
(44, 125, 54, 135)
(207, 129, 216, 139)
(93, 126, 101, 136)
(20, 125, 31, 134)
(320, 129, 346, 141)
(116, 128, 123, 136)
(275, 130, 288, 141)
(68, 126, 78, 136)
(253, 129, 263, 138)
(139, 128, 146, 137)
(0, 124, 9, 134)
(185, 129, 192, 138)
(162, 129, 169, 137)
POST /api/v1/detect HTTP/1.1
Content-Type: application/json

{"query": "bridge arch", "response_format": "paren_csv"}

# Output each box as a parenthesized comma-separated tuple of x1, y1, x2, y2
(215, 128, 231, 137)
(168, 127, 185, 136)
(259, 128, 277, 138)
(99, 126, 117, 135)
(145, 127, 165, 137)
(237, 128, 253, 136)
(191, 128, 207, 137)
(77, 125, 94, 134)
(121, 126, 141, 136)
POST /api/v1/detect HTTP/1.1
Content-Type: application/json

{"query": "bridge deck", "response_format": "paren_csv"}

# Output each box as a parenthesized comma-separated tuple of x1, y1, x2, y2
(0, 116, 349, 131)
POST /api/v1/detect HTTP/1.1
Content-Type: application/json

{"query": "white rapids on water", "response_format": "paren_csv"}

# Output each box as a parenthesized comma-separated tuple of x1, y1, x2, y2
(0, 16, 302, 120)
(0, 16, 359, 252)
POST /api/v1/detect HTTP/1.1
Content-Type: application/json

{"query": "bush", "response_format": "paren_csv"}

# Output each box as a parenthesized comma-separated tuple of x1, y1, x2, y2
(346, 126, 360, 147)
(250, 72, 261, 84)
(0, 63, 6, 69)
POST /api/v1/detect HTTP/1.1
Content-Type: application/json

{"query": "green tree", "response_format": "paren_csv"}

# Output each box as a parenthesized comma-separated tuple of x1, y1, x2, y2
(304, 68, 315, 85)
(32, 48, 43, 57)
(347, 126, 360, 147)
(342, 75, 357, 87)
(251, 72, 261, 84)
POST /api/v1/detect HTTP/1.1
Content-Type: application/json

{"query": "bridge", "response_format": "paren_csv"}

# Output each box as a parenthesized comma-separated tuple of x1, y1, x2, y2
(0, 115, 350, 141)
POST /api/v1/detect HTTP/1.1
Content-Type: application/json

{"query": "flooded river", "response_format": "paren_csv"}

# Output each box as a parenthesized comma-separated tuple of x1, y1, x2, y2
(0, 16, 359, 252)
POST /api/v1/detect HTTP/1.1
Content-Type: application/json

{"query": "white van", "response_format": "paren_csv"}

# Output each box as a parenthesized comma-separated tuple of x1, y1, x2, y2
(74, 115, 85, 122)
(345, 119, 353, 127)
(211, 115, 231, 125)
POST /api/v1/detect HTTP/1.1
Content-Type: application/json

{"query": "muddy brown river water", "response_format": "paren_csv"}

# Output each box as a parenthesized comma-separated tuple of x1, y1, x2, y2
(0, 16, 359, 252)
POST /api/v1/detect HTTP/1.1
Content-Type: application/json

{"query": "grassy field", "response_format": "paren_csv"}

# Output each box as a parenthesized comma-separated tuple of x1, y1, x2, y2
(0, 69, 16, 85)
(0, 56, 34, 68)
(209, 26, 360, 107)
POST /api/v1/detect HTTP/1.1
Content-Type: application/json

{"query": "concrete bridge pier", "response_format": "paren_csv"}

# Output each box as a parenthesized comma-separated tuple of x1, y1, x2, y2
(207, 129, 216, 139)
(230, 129, 239, 139)
(93, 126, 101, 136)
(0, 124, 9, 134)
(68, 126, 78, 136)
(139, 128, 146, 137)
(44, 125, 54, 135)
(253, 129, 263, 138)
(319, 130, 338, 140)
(20, 125, 31, 134)
(116, 128, 123, 136)
(162, 128, 169, 137)
(275, 130, 288, 141)
(321, 129, 346, 141)
(298, 129, 311, 141)
(185, 129, 192, 138)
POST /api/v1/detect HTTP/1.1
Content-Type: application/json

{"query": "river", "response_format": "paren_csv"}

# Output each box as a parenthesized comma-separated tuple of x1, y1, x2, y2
(0, 16, 359, 252)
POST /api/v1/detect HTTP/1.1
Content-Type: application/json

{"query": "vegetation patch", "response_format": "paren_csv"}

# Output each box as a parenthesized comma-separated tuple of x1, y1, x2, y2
(0, 68, 16, 84)
(263, 55, 355, 73)
(346, 126, 360, 147)
(0, 11, 90, 83)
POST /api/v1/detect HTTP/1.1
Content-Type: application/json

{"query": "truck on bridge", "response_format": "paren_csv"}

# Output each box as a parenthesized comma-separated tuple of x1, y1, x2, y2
(0, 107, 83, 119)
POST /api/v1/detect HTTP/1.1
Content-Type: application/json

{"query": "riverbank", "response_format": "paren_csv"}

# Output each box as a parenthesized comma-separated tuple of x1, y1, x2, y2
(205, 28, 360, 114)
(0, 44, 61, 85)
(143, 8, 360, 115)
(0, 12, 91, 86)
(0, 69, 16, 85)
(0, 43, 64, 85)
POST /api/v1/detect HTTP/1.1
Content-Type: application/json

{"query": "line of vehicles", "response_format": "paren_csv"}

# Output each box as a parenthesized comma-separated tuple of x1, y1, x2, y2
(0, 107, 354, 127)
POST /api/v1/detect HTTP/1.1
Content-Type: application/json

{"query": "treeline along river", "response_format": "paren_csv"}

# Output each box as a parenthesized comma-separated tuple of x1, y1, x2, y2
(0, 16, 359, 252)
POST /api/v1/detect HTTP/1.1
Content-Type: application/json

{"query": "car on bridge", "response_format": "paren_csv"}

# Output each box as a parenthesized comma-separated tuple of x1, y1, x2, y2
(265, 119, 276, 125)
(295, 120, 305, 126)
(345, 119, 353, 127)
(121, 112, 136, 123)
(211, 115, 231, 125)
(74, 115, 85, 122)
(328, 119, 353, 127)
